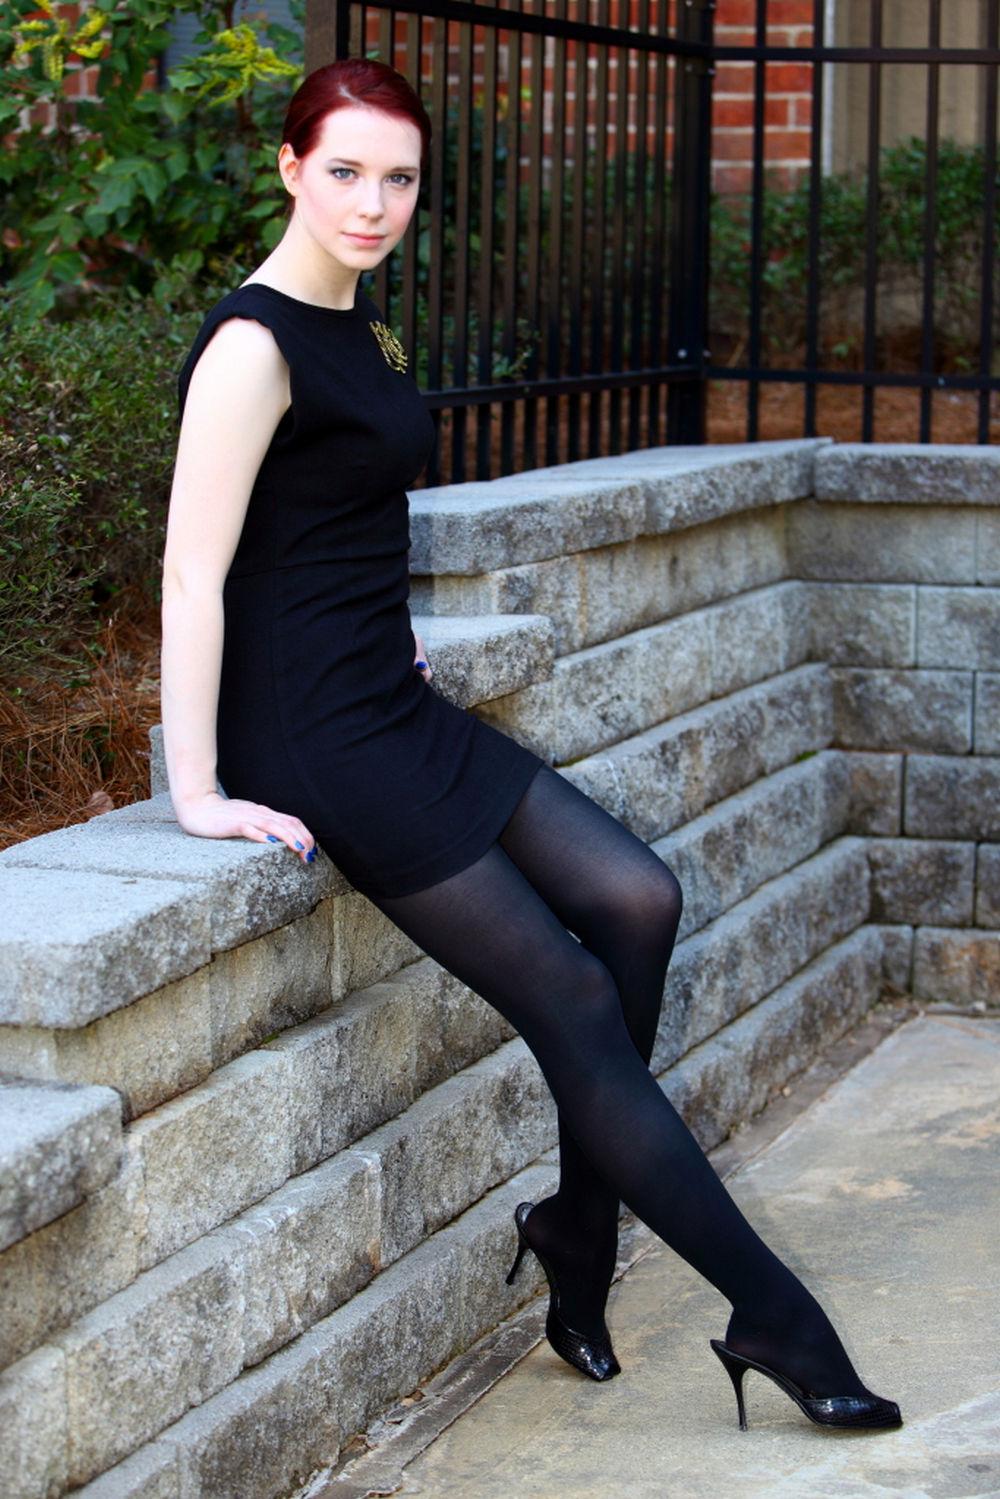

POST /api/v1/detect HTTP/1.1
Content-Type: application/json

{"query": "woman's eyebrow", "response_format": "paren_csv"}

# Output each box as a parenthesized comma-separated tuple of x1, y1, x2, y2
(325, 157, 420, 171)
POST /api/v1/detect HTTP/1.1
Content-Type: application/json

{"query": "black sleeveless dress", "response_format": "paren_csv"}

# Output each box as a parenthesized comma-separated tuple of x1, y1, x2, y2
(175, 279, 547, 899)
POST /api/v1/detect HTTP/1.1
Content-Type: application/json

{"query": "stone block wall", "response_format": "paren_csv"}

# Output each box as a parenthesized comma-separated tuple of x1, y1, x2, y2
(0, 438, 995, 1499)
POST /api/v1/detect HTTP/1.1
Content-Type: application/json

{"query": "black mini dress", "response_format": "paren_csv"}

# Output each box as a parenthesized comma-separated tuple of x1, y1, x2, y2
(176, 279, 547, 899)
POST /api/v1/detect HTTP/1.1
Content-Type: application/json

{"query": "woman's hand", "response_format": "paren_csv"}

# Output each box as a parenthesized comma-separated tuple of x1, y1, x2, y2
(175, 792, 317, 863)
(412, 629, 433, 682)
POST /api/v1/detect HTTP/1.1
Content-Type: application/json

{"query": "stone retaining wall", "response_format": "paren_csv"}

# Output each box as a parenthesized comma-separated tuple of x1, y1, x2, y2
(0, 439, 995, 1499)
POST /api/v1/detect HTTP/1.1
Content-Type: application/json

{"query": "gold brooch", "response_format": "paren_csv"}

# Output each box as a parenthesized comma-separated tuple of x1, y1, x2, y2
(369, 319, 407, 372)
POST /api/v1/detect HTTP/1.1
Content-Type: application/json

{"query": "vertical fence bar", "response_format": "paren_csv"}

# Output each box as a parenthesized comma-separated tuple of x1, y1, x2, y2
(803, 0, 825, 437)
(979, 0, 999, 444)
(666, 0, 713, 445)
(919, 0, 941, 443)
(861, 0, 882, 441)
(566, 9, 586, 463)
(608, 24, 628, 454)
(628, 0, 651, 452)
(523, 13, 544, 470)
(588, 0, 611, 456)
(451, 18, 473, 479)
(424, 14, 448, 486)
(745, 0, 767, 441)
(648, 0, 669, 448)
(546, 0, 568, 465)
(476, 15, 499, 478)
(500, 0, 523, 477)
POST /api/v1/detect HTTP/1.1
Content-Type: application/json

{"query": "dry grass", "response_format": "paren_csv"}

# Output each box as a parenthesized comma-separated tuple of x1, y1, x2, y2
(0, 589, 161, 851)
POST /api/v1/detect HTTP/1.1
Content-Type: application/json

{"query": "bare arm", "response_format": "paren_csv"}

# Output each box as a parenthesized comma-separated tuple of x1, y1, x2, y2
(160, 317, 316, 862)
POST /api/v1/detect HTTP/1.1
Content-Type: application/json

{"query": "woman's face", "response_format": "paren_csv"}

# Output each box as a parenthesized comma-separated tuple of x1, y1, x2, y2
(278, 105, 422, 273)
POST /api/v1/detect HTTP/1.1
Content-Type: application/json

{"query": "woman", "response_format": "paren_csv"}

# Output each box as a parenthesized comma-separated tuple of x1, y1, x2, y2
(162, 56, 902, 1433)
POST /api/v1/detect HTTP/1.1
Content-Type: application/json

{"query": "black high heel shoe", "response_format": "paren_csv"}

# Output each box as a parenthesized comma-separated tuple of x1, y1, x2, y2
(505, 1200, 621, 1382)
(709, 1338, 903, 1431)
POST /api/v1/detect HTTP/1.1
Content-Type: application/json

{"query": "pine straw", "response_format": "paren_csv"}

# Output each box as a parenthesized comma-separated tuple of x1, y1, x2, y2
(0, 591, 162, 851)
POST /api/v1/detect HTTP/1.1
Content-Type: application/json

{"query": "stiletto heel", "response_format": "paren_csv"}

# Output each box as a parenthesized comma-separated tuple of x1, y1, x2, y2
(709, 1338, 903, 1432)
(504, 1201, 621, 1382)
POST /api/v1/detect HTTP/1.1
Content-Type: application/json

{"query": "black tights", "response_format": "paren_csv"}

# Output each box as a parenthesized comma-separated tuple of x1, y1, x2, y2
(368, 764, 870, 1398)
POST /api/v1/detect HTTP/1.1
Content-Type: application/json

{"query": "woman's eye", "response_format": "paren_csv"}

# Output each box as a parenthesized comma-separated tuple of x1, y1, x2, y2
(329, 168, 414, 185)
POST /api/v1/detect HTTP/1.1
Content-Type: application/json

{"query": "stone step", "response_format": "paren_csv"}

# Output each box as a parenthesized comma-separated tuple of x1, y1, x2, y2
(0, 828, 867, 1396)
(0, 1078, 122, 1253)
(24, 922, 882, 1499)
(474, 580, 810, 764)
(558, 663, 833, 844)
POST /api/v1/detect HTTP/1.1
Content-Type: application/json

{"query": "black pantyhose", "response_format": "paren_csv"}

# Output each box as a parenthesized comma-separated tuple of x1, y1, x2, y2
(367, 764, 872, 1399)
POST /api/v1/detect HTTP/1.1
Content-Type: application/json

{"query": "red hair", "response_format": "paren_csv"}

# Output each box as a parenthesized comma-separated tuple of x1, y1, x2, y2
(281, 57, 432, 179)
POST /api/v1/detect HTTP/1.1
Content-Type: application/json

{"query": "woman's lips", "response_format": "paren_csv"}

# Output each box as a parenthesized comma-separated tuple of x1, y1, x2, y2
(345, 233, 384, 244)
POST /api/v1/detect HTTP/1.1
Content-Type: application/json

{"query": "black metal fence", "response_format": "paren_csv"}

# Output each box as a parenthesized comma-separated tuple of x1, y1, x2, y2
(325, 1, 999, 484)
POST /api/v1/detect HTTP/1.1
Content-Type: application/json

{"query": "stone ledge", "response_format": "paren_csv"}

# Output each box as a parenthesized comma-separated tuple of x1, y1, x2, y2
(912, 927, 1000, 1006)
(0, 1077, 123, 1254)
(815, 443, 1000, 505)
(409, 439, 823, 574)
(865, 838, 976, 927)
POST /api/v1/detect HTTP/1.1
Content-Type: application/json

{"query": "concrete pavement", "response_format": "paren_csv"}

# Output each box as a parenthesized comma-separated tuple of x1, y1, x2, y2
(311, 1003, 1000, 1499)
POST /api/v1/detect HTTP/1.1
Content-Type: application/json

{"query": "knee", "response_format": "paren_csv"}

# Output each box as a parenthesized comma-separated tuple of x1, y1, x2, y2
(624, 858, 683, 939)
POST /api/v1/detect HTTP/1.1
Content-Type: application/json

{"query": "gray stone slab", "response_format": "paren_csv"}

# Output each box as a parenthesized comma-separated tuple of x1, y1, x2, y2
(0, 1342, 68, 1499)
(657, 838, 870, 1073)
(831, 667, 973, 753)
(51, 1233, 243, 1489)
(562, 664, 832, 844)
(978, 511, 1000, 586)
(842, 750, 903, 835)
(0, 866, 212, 1029)
(788, 500, 978, 584)
(815, 441, 1000, 503)
(0, 1077, 122, 1252)
(975, 672, 1000, 753)
(976, 844, 1000, 928)
(874, 923, 915, 991)
(913, 927, 1000, 1005)
(409, 475, 648, 574)
(904, 755, 1000, 840)
(806, 582, 916, 666)
(866, 837, 976, 927)
(917, 586, 1000, 669)
(654, 750, 848, 942)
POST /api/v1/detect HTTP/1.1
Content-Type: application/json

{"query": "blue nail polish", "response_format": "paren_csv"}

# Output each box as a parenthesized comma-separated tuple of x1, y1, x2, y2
(266, 834, 280, 842)
(294, 840, 304, 849)
(415, 660, 427, 670)
(306, 850, 316, 862)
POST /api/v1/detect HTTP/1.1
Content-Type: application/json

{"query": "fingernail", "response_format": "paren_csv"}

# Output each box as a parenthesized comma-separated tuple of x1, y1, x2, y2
(295, 841, 304, 849)
(266, 834, 280, 842)
(415, 660, 427, 670)
(306, 850, 316, 862)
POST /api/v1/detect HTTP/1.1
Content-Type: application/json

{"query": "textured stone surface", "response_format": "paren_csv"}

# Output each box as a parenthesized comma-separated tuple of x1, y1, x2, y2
(657, 838, 870, 1072)
(562, 664, 832, 844)
(974, 672, 1000, 753)
(665, 927, 883, 1153)
(904, 755, 1000, 840)
(866, 838, 975, 927)
(913, 928, 1000, 1005)
(0, 1078, 122, 1253)
(976, 845, 1000, 928)
(51, 1235, 243, 1488)
(788, 500, 978, 584)
(656, 750, 848, 942)
(916, 587, 1000, 669)
(807, 582, 915, 666)
(0, 1148, 143, 1379)
(831, 668, 973, 753)
(842, 750, 903, 835)
(978, 512, 1000, 586)
(0, 1343, 68, 1499)
(815, 442, 1000, 504)
(874, 923, 915, 990)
